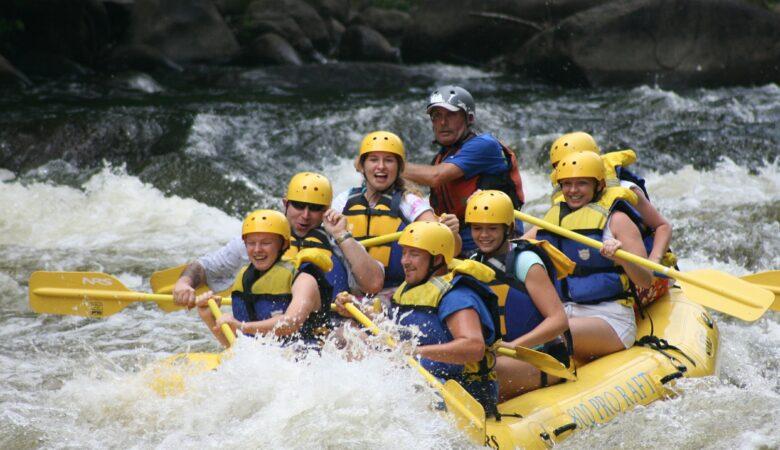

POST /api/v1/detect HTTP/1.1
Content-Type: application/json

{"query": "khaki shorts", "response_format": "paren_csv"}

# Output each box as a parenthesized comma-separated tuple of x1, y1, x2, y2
(564, 301, 637, 349)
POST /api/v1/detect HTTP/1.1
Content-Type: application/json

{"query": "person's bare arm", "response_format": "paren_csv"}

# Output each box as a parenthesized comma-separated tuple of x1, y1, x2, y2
(216, 272, 321, 338)
(417, 308, 485, 364)
(404, 161, 464, 188)
(173, 261, 206, 306)
(503, 264, 567, 349)
(631, 186, 672, 263)
(604, 212, 653, 288)
(322, 208, 384, 294)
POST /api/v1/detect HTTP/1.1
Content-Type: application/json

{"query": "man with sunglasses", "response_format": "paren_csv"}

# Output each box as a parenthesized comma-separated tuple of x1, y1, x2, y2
(402, 85, 525, 255)
(172, 172, 384, 307)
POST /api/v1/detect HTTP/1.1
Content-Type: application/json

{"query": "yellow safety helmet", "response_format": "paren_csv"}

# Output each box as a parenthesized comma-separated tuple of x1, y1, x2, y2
(555, 151, 605, 182)
(549, 132, 601, 167)
(465, 190, 514, 226)
(398, 221, 455, 264)
(241, 209, 291, 247)
(286, 172, 333, 206)
(358, 131, 405, 161)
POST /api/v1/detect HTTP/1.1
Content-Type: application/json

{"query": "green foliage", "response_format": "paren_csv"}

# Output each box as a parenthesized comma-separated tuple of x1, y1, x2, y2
(0, 18, 24, 35)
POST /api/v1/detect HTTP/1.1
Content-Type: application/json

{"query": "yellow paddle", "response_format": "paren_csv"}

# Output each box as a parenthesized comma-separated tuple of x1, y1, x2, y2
(495, 346, 577, 381)
(150, 232, 405, 296)
(740, 271, 780, 311)
(514, 210, 774, 321)
(29, 271, 232, 318)
(342, 302, 486, 445)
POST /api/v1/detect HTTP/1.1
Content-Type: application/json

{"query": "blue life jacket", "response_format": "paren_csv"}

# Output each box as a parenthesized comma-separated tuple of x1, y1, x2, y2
(391, 273, 499, 382)
(539, 187, 645, 304)
(231, 259, 332, 342)
(471, 240, 559, 342)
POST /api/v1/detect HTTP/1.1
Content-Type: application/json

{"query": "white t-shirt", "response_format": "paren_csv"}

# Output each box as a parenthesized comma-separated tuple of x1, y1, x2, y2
(197, 233, 373, 294)
(331, 189, 432, 222)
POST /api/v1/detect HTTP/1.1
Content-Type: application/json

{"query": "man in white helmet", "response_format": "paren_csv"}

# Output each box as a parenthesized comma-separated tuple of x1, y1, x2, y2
(403, 85, 525, 255)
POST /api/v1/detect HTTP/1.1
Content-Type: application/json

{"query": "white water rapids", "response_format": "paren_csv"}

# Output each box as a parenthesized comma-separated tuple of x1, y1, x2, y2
(1, 75, 779, 448)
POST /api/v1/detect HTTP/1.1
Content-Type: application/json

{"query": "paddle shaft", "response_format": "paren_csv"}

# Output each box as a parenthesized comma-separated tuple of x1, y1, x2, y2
(32, 287, 233, 306)
(208, 298, 236, 345)
(343, 303, 485, 429)
(359, 231, 403, 248)
(515, 210, 763, 308)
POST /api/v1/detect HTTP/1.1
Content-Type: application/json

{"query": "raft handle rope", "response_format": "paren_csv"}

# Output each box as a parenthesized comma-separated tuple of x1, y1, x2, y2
(635, 335, 697, 373)
(659, 371, 685, 385)
(553, 422, 578, 437)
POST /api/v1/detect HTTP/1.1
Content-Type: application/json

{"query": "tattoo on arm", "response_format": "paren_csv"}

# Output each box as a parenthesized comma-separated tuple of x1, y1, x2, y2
(181, 262, 206, 288)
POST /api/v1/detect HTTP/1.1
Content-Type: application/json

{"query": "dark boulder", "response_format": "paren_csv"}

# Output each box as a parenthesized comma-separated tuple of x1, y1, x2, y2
(0, 0, 110, 67)
(339, 25, 400, 63)
(126, 0, 240, 64)
(245, 33, 303, 65)
(13, 52, 91, 77)
(509, 0, 780, 87)
(105, 44, 184, 72)
(401, 0, 603, 64)
(0, 54, 31, 86)
(305, 0, 351, 23)
(213, 0, 253, 15)
(245, 0, 331, 54)
(325, 18, 346, 55)
(242, 11, 315, 56)
(353, 7, 411, 43)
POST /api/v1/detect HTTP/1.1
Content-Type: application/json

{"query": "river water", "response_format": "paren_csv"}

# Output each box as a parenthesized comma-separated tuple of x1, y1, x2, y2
(0, 63, 778, 449)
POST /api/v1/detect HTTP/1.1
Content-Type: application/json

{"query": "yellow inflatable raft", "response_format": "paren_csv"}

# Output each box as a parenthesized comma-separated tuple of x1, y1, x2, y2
(483, 287, 719, 449)
(147, 287, 718, 448)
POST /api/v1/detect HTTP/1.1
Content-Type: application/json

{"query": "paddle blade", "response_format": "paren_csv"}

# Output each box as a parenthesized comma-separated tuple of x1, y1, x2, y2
(443, 379, 486, 445)
(150, 264, 186, 295)
(678, 269, 774, 321)
(741, 271, 780, 311)
(148, 352, 223, 396)
(29, 271, 131, 318)
(511, 346, 577, 381)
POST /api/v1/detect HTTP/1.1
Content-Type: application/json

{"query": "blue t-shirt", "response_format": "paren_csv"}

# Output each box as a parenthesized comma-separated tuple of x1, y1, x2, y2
(437, 285, 496, 344)
(440, 134, 508, 179)
(438, 133, 524, 253)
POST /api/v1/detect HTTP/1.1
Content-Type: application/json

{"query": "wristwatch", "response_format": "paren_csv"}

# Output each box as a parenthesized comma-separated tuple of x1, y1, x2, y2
(335, 231, 353, 245)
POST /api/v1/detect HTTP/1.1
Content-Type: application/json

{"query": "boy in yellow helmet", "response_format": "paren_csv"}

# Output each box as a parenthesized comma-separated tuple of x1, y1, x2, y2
(194, 210, 332, 347)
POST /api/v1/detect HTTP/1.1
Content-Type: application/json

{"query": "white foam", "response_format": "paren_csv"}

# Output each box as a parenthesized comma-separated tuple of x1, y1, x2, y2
(0, 165, 239, 259)
(44, 334, 474, 449)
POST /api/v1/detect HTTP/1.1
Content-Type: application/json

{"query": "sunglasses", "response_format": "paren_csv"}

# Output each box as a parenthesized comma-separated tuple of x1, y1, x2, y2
(288, 200, 326, 212)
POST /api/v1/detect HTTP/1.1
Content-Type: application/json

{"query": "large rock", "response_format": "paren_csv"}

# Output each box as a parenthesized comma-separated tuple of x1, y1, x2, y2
(325, 18, 346, 55)
(105, 44, 184, 72)
(509, 0, 780, 87)
(401, 0, 603, 63)
(339, 25, 399, 63)
(245, 33, 303, 65)
(245, 0, 331, 54)
(0, 55, 31, 86)
(127, 0, 240, 63)
(0, 0, 110, 68)
(305, 0, 351, 23)
(353, 7, 411, 44)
